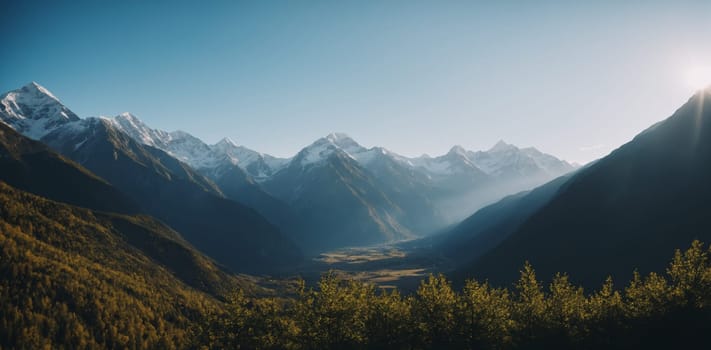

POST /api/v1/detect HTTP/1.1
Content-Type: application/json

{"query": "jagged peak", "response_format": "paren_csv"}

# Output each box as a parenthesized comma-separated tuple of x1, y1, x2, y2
(112, 112, 150, 128)
(168, 130, 195, 139)
(325, 132, 365, 151)
(110, 112, 149, 128)
(0, 82, 80, 139)
(215, 137, 238, 148)
(448, 145, 467, 156)
(521, 146, 542, 154)
(0, 81, 61, 104)
(293, 133, 361, 167)
(116, 112, 139, 120)
(19, 81, 60, 101)
(308, 132, 362, 151)
(325, 132, 352, 142)
(489, 139, 518, 152)
(371, 146, 389, 155)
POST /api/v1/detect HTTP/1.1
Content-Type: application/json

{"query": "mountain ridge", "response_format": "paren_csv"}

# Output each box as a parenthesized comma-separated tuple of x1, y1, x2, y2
(0, 122, 140, 214)
(40, 117, 303, 273)
(0, 82, 577, 254)
(0, 82, 80, 139)
(455, 88, 711, 287)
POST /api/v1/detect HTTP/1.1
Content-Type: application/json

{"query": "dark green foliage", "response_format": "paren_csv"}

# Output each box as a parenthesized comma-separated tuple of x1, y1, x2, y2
(365, 288, 413, 349)
(2, 176, 711, 348)
(0, 181, 263, 349)
(199, 241, 711, 350)
(413, 274, 457, 347)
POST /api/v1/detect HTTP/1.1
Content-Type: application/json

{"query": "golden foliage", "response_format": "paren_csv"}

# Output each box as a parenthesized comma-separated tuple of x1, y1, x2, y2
(2, 180, 711, 349)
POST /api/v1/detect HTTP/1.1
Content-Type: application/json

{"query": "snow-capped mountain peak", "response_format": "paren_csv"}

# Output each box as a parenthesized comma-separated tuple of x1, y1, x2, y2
(105, 112, 216, 168)
(520, 147, 576, 174)
(117, 111, 137, 120)
(109, 112, 172, 148)
(448, 145, 468, 157)
(1, 82, 578, 196)
(294, 132, 369, 166)
(215, 137, 239, 148)
(323, 132, 366, 153)
(0, 82, 80, 139)
(25, 81, 60, 101)
(469, 140, 575, 177)
(211, 137, 263, 166)
(489, 140, 517, 153)
(104, 111, 289, 178)
(168, 130, 194, 139)
(296, 138, 341, 166)
(409, 144, 483, 177)
(325, 132, 350, 142)
(159, 130, 218, 168)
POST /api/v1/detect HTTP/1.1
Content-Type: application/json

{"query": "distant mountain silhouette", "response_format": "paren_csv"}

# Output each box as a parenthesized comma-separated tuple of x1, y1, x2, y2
(457, 88, 711, 287)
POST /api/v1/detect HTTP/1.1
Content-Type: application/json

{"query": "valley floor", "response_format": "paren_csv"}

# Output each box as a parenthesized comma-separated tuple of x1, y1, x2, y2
(287, 240, 454, 292)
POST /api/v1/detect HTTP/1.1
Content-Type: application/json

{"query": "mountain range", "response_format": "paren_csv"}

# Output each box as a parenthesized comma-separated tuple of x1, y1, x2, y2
(18, 79, 706, 287)
(1, 82, 575, 253)
(105, 110, 576, 242)
(2, 80, 711, 347)
(1, 83, 302, 274)
(438, 87, 711, 288)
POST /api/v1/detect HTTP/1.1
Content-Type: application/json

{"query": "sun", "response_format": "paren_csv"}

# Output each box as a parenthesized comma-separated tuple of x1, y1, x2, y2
(684, 65, 711, 90)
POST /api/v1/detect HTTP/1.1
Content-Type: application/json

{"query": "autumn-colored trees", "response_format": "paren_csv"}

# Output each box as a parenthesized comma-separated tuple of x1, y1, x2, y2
(3, 181, 711, 349)
(0, 182, 229, 349)
(200, 240, 711, 350)
(4, 222, 711, 350)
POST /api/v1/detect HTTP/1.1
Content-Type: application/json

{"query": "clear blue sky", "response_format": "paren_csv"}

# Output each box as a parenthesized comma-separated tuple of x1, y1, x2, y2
(3, 0, 711, 163)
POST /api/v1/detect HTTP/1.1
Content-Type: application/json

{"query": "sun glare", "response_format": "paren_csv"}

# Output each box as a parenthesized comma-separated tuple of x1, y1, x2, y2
(685, 65, 711, 90)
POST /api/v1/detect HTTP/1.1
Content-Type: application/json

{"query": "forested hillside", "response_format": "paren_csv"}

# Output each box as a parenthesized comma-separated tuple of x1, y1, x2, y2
(0, 182, 264, 349)
(195, 241, 711, 349)
(2, 180, 708, 349)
